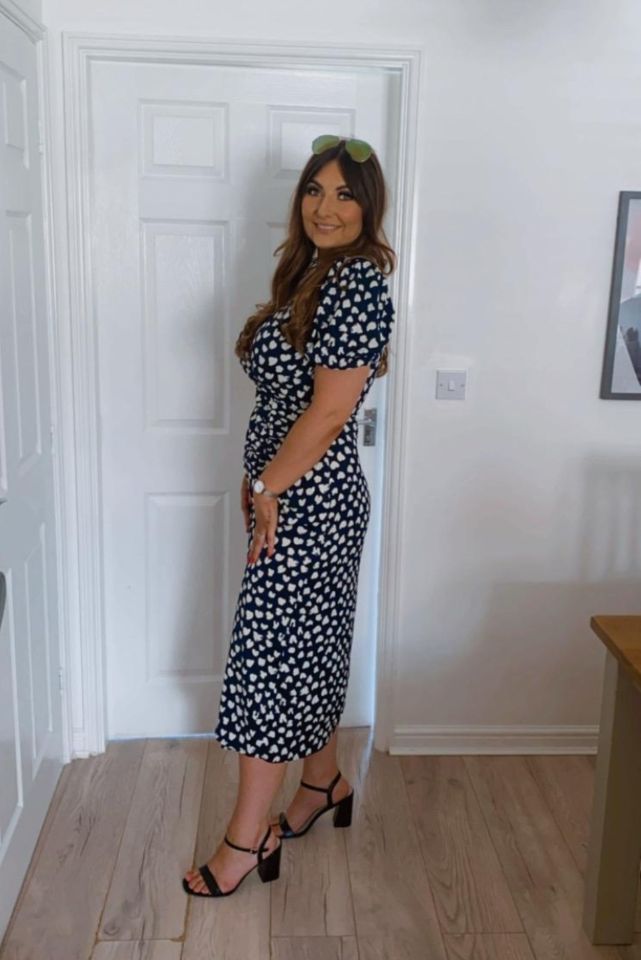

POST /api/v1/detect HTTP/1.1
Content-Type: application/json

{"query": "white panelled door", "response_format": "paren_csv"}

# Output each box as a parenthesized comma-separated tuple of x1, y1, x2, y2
(0, 11, 64, 940)
(89, 58, 395, 736)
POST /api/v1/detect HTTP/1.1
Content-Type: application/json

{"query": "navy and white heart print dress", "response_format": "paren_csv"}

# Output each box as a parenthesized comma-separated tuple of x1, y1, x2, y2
(212, 254, 396, 762)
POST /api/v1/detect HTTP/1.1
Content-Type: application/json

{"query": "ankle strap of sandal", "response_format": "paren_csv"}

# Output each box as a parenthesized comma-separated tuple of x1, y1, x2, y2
(224, 823, 272, 860)
(300, 769, 342, 805)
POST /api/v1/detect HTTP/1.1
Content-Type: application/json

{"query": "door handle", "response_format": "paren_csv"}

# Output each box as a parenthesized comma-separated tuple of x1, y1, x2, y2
(355, 407, 377, 447)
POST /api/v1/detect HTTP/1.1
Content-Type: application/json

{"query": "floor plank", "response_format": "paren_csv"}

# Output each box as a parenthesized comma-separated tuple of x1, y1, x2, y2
(0, 741, 145, 960)
(402, 755, 522, 934)
(526, 756, 596, 875)
(341, 729, 447, 960)
(271, 936, 359, 960)
(527, 755, 641, 934)
(99, 738, 207, 942)
(181, 741, 271, 960)
(464, 756, 620, 959)
(92, 942, 182, 959)
(270, 732, 356, 937)
(444, 932, 536, 959)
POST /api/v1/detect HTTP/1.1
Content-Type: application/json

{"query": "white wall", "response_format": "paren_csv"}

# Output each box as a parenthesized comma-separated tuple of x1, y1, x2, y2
(44, 0, 641, 751)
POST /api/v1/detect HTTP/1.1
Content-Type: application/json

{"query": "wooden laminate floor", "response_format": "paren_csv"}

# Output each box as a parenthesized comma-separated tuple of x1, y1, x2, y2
(1, 727, 639, 960)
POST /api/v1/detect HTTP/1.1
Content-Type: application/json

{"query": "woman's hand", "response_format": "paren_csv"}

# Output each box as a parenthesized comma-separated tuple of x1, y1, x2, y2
(241, 473, 253, 533)
(247, 492, 279, 564)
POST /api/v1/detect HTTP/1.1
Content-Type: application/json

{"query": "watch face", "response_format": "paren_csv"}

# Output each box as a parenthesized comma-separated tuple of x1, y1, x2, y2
(253, 480, 264, 493)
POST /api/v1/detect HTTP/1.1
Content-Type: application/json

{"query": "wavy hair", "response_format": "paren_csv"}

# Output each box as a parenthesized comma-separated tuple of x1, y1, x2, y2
(235, 140, 396, 377)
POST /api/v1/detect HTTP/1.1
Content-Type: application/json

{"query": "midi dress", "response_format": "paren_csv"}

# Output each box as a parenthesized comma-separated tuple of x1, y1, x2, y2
(212, 253, 396, 763)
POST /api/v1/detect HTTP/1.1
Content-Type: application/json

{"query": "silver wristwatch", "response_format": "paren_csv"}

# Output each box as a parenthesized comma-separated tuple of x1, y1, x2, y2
(252, 478, 279, 499)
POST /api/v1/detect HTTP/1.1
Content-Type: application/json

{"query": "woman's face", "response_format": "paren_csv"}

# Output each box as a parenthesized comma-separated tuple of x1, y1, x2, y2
(300, 158, 364, 250)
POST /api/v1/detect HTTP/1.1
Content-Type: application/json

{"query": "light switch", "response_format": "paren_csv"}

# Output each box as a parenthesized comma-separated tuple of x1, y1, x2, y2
(436, 370, 466, 400)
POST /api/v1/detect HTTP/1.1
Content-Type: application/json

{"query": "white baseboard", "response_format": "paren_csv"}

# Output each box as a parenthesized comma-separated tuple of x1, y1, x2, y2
(72, 724, 600, 757)
(390, 724, 599, 755)
(72, 729, 102, 759)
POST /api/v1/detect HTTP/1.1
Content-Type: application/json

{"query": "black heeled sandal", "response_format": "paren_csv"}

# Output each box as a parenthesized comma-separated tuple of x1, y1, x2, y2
(182, 824, 281, 897)
(276, 769, 354, 839)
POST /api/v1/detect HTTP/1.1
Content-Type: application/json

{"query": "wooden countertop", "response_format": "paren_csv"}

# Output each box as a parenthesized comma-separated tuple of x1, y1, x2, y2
(590, 615, 641, 684)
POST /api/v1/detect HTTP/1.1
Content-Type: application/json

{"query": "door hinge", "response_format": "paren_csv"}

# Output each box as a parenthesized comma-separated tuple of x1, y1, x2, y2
(38, 117, 45, 156)
(50, 421, 55, 454)
(58, 667, 64, 694)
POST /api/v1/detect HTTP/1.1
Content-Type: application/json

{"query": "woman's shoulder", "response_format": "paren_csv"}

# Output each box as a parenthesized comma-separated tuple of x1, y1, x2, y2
(313, 254, 395, 335)
(324, 254, 390, 291)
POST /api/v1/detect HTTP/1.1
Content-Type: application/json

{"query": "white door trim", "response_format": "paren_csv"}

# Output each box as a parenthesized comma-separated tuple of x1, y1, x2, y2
(61, 31, 421, 757)
(0, 0, 42, 40)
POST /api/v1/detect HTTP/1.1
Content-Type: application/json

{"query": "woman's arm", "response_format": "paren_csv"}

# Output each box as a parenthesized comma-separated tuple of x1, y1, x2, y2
(258, 364, 372, 494)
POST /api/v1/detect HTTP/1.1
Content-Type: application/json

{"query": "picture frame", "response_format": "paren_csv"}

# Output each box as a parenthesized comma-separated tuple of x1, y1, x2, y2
(600, 190, 641, 399)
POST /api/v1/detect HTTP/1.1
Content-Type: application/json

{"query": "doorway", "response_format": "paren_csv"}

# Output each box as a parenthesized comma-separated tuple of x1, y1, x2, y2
(61, 34, 418, 751)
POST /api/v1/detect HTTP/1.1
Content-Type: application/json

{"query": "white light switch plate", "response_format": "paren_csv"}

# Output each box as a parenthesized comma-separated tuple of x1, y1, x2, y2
(436, 370, 466, 400)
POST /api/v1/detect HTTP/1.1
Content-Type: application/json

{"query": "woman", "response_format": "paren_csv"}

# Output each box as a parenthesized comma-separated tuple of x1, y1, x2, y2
(182, 134, 396, 898)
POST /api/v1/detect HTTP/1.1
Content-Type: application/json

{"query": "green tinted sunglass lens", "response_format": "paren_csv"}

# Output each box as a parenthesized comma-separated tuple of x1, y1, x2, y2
(312, 134, 340, 154)
(310, 134, 373, 161)
(346, 139, 373, 162)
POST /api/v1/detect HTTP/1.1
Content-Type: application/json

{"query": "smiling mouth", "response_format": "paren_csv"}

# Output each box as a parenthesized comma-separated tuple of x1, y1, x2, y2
(314, 223, 340, 231)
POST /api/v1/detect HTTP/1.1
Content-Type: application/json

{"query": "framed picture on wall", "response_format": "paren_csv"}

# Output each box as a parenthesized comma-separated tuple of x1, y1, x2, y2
(600, 190, 641, 399)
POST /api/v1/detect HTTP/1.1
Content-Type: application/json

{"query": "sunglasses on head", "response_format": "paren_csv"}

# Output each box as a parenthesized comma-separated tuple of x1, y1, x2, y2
(311, 134, 374, 163)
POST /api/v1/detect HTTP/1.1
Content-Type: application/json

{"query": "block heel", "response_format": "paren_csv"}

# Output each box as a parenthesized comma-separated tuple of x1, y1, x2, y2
(332, 789, 353, 828)
(257, 841, 281, 882)
(275, 769, 355, 839)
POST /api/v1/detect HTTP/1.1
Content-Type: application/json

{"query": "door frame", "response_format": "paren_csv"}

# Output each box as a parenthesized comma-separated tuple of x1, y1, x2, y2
(60, 31, 421, 757)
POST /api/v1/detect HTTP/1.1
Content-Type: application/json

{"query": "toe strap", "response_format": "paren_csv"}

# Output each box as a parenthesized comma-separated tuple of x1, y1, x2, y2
(198, 862, 222, 895)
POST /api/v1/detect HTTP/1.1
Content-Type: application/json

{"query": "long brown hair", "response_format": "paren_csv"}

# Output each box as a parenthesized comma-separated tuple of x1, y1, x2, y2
(235, 140, 397, 377)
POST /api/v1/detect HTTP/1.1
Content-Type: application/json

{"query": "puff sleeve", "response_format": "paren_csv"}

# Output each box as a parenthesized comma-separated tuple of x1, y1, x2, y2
(306, 257, 395, 370)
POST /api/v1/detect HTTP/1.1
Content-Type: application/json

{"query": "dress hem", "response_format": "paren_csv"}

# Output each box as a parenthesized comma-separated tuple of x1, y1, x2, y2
(211, 718, 341, 764)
